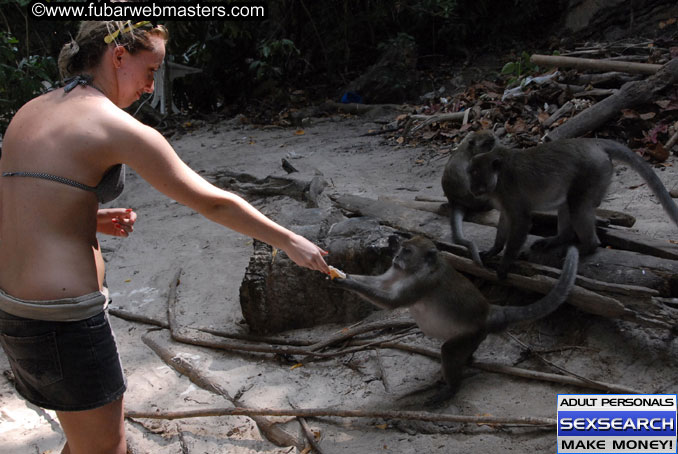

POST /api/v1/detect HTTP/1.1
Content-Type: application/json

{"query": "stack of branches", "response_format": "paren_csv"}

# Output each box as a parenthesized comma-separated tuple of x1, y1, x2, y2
(116, 269, 642, 452)
(379, 38, 678, 161)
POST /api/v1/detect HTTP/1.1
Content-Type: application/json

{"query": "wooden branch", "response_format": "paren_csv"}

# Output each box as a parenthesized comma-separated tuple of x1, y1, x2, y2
(125, 406, 557, 427)
(109, 306, 317, 347)
(531, 54, 662, 75)
(307, 317, 416, 352)
(299, 417, 324, 454)
(469, 361, 642, 394)
(408, 110, 490, 134)
(371, 342, 642, 394)
(547, 58, 678, 140)
(567, 72, 641, 87)
(505, 333, 642, 394)
(288, 400, 326, 454)
(543, 101, 575, 128)
(170, 325, 339, 358)
(108, 306, 169, 328)
(142, 330, 303, 450)
(161, 272, 303, 449)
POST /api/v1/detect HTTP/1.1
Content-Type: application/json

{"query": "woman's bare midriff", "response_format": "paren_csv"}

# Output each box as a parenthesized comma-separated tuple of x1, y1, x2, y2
(0, 181, 105, 300)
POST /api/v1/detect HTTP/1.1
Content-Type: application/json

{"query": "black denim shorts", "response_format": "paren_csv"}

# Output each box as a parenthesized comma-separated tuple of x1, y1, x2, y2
(0, 308, 126, 412)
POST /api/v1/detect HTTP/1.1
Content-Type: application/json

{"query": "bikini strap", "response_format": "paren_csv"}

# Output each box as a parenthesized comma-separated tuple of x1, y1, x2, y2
(2, 171, 97, 193)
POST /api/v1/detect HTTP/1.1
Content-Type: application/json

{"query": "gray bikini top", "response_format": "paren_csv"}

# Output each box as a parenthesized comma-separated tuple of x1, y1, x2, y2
(1, 74, 125, 204)
(2, 165, 125, 204)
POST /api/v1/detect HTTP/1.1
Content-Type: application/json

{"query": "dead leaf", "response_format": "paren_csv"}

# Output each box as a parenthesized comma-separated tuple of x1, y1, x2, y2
(422, 131, 438, 140)
(397, 136, 405, 144)
(645, 143, 669, 162)
(639, 112, 656, 120)
(295, 129, 305, 135)
(290, 363, 304, 370)
(375, 424, 388, 430)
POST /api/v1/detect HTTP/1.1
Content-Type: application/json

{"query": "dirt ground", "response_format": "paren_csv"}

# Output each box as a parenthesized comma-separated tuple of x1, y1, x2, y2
(1, 111, 677, 453)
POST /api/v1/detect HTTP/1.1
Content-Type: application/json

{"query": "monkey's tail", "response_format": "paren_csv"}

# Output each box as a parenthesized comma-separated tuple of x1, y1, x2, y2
(486, 246, 579, 333)
(450, 205, 483, 266)
(604, 141, 678, 228)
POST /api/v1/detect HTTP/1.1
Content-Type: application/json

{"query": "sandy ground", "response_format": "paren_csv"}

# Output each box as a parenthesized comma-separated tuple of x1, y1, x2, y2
(1, 112, 677, 453)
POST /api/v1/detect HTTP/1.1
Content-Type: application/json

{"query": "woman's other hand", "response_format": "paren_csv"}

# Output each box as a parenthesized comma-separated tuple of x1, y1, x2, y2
(97, 208, 137, 237)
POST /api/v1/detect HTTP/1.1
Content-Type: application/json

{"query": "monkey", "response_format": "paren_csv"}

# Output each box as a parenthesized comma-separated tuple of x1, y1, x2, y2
(331, 235, 578, 402)
(441, 131, 495, 265)
(466, 133, 678, 279)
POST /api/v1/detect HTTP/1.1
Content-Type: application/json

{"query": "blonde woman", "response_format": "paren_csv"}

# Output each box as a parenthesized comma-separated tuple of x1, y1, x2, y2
(0, 21, 329, 454)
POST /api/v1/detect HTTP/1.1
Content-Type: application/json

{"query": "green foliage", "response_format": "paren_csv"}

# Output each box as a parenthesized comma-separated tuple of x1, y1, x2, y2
(0, 32, 58, 133)
(501, 51, 540, 87)
(249, 38, 301, 81)
(0, 0, 568, 118)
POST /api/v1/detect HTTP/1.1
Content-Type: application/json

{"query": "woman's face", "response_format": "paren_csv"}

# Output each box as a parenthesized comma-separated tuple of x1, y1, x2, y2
(115, 35, 166, 108)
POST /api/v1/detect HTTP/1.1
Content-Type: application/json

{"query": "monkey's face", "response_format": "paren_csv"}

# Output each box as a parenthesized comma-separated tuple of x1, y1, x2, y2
(392, 237, 438, 270)
(468, 154, 499, 196)
(460, 130, 497, 156)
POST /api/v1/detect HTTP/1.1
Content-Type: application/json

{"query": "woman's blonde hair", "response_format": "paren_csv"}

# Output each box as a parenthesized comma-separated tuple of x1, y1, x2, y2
(58, 21, 168, 79)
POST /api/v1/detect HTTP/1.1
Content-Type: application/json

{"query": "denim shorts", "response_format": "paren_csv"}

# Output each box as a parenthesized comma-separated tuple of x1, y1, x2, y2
(0, 308, 126, 412)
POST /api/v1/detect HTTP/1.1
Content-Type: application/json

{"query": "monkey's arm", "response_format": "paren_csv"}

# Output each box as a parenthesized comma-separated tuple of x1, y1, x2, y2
(450, 205, 483, 266)
(333, 274, 423, 309)
(496, 207, 532, 279)
(481, 211, 508, 260)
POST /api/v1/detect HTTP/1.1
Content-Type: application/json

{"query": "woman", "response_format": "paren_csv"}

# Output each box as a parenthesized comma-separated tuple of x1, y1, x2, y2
(0, 21, 329, 454)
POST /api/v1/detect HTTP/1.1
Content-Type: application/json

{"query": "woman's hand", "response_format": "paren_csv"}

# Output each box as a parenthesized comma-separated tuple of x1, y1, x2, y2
(283, 233, 330, 274)
(97, 208, 137, 237)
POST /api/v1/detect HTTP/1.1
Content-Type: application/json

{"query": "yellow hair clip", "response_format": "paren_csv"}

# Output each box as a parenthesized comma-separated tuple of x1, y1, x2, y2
(104, 21, 151, 44)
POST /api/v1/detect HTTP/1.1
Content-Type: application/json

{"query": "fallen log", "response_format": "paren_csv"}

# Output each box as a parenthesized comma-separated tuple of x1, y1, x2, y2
(404, 196, 636, 228)
(546, 58, 678, 140)
(531, 54, 662, 75)
(211, 168, 329, 208)
(331, 194, 678, 329)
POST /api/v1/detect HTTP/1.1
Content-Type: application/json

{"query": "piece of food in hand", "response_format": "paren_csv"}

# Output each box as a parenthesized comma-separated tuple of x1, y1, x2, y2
(328, 266, 346, 280)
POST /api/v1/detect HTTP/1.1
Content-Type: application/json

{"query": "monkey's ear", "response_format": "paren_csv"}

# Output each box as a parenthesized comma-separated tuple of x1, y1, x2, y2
(491, 157, 502, 171)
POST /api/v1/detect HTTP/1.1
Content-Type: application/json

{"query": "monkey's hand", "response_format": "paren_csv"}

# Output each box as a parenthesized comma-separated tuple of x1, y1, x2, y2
(328, 274, 357, 291)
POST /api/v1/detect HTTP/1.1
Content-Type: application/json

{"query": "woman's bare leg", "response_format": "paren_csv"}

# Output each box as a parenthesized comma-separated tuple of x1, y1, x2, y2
(57, 397, 126, 454)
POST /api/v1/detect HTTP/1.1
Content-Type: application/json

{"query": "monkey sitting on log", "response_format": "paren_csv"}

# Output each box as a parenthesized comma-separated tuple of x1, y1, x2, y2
(441, 131, 495, 266)
(332, 235, 578, 402)
(466, 131, 678, 279)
